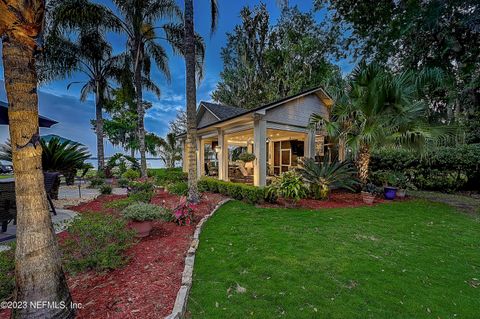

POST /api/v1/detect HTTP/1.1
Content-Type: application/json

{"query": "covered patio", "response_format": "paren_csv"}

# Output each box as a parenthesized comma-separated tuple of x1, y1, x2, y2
(181, 87, 339, 187)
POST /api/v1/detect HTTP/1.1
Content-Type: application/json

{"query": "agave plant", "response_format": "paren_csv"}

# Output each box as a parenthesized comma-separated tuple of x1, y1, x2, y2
(298, 158, 360, 200)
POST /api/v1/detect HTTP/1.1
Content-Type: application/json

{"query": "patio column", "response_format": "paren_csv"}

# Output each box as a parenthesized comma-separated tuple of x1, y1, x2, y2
(253, 116, 267, 187)
(196, 137, 202, 179)
(217, 129, 226, 181)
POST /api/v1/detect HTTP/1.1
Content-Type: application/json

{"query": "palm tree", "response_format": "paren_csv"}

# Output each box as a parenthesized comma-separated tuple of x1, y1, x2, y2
(0, 1, 75, 318)
(157, 133, 182, 168)
(183, 0, 218, 202)
(41, 24, 122, 172)
(311, 62, 449, 184)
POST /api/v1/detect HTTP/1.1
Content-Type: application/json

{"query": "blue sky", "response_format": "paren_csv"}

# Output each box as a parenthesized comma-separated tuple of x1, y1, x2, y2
(0, 0, 353, 157)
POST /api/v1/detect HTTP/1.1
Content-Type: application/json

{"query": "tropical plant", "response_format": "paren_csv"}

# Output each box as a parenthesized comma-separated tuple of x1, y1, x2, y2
(266, 170, 308, 205)
(105, 153, 140, 178)
(41, 9, 125, 171)
(310, 61, 453, 184)
(173, 201, 196, 226)
(157, 133, 182, 168)
(298, 158, 359, 200)
(0, 0, 75, 316)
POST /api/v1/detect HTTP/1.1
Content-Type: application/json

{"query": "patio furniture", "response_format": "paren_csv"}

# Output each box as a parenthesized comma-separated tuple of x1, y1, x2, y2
(0, 181, 16, 233)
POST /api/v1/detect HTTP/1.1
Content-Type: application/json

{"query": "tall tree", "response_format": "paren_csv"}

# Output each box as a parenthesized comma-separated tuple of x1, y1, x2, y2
(212, 4, 340, 109)
(51, 0, 181, 177)
(41, 19, 122, 171)
(314, 0, 480, 123)
(183, 0, 218, 202)
(168, 109, 187, 136)
(0, 1, 75, 318)
(311, 62, 451, 183)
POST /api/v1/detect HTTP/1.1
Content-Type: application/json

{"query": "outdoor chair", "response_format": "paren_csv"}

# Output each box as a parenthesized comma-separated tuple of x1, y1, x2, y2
(44, 172, 59, 216)
(0, 181, 16, 233)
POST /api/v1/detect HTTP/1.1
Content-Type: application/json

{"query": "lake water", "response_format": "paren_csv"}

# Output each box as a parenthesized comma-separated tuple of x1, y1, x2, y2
(86, 158, 166, 169)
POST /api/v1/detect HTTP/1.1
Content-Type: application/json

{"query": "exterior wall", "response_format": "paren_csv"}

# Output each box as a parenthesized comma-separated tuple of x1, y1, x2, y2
(198, 109, 219, 128)
(263, 94, 329, 127)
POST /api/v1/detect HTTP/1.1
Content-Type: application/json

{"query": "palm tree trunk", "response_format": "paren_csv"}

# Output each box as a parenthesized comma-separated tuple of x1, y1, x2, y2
(95, 82, 105, 171)
(357, 144, 371, 184)
(2, 34, 74, 319)
(134, 42, 147, 178)
(185, 0, 199, 203)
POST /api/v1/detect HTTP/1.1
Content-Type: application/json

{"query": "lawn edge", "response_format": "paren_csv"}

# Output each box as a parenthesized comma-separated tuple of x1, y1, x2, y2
(165, 198, 232, 319)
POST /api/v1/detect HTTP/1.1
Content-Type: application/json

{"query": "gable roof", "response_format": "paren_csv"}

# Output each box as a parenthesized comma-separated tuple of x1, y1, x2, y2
(196, 86, 333, 130)
(201, 102, 245, 121)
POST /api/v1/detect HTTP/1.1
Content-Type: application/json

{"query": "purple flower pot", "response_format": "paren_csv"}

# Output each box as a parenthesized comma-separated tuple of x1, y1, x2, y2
(384, 186, 397, 200)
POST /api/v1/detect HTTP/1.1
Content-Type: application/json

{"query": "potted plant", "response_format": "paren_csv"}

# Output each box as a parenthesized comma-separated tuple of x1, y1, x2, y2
(361, 183, 377, 204)
(378, 171, 398, 200)
(121, 202, 169, 238)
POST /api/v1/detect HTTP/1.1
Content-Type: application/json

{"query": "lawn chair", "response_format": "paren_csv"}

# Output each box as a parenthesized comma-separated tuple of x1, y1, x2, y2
(44, 172, 59, 216)
(0, 181, 16, 233)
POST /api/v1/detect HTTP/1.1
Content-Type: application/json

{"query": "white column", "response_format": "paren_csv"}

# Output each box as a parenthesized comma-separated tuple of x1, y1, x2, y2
(253, 117, 267, 186)
(196, 137, 202, 179)
(217, 129, 225, 180)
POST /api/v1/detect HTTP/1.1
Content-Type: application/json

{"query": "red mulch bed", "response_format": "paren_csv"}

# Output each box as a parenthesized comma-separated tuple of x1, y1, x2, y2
(0, 191, 227, 319)
(259, 190, 388, 209)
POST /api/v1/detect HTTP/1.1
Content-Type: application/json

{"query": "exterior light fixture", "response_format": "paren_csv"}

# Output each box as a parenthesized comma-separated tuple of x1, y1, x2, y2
(215, 145, 221, 153)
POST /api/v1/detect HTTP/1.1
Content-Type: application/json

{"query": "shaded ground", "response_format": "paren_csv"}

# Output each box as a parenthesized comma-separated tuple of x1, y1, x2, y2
(188, 200, 480, 319)
(411, 190, 480, 218)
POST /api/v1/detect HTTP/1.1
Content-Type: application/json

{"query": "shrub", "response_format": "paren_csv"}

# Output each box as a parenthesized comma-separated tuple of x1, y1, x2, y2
(128, 181, 155, 203)
(0, 244, 15, 302)
(88, 175, 105, 188)
(118, 177, 130, 188)
(122, 168, 140, 181)
(370, 144, 480, 191)
(121, 202, 170, 222)
(267, 171, 308, 204)
(198, 177, 265, 204)
(167, 181, 188, 196)
(150, 168, 187, 186)
(99, 184, 112, 195)
(105, 197, 136, 210)
(60, 213, 134, 273)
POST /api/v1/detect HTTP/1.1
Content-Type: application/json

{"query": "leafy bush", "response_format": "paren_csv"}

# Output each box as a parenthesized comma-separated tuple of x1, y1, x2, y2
(298, 158, 359, 200)
(122, 168, 140, 181)
(118, 177, 130, 188)
(88, 176, 105, 188)
(121, 202, 170, 222)
(266, 171, 308, 204)
(60, 213, 134, 273)
(149, 168, 187, 186)
(238, 152, 256, 162)
(128, 181, 155, 203)
(370, 145, 480, 191)
(167, 181, 188, 196)
(99, 184, 112, 195)
(0, 244, 15, 302)
(198, 177, 265, 204)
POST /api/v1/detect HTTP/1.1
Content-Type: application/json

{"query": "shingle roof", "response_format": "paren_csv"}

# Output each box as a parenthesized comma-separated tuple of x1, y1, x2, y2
(201, 102, 246, 121)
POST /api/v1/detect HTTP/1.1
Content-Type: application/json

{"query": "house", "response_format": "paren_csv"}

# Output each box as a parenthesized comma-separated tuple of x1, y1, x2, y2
(180, 86, 341, 187)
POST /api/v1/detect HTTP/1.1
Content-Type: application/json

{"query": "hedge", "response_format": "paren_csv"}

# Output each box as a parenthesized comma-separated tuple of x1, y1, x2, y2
(370, 144, 480, 191)
(198, 177, 265, 204)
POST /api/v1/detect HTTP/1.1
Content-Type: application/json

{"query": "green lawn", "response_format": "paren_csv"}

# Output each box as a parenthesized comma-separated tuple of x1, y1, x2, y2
(188, 200, 480, 319)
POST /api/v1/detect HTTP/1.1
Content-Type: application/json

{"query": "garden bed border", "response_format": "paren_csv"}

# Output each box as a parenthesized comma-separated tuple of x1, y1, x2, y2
(165, 198, 232, 319)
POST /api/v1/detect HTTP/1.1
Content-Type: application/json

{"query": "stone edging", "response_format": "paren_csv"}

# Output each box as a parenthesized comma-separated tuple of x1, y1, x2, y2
(165, 198, 232, 319)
